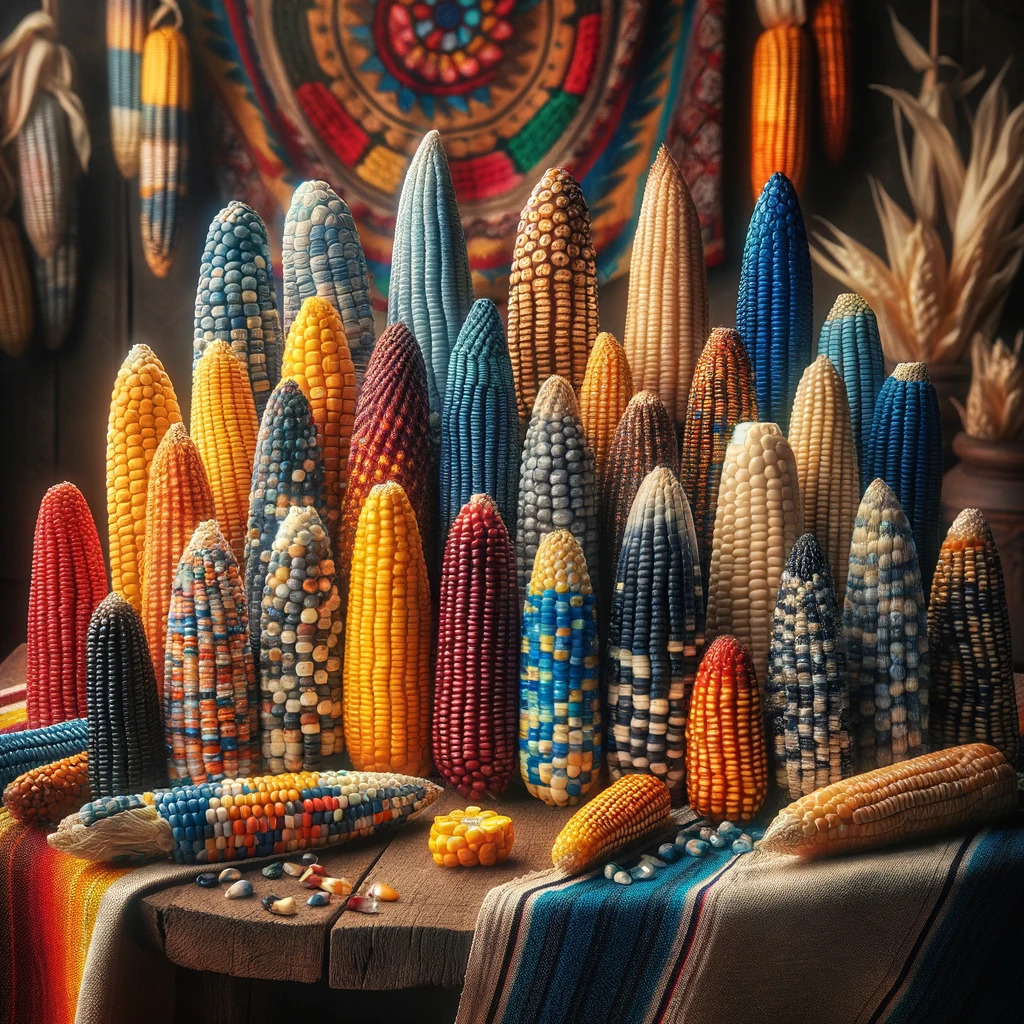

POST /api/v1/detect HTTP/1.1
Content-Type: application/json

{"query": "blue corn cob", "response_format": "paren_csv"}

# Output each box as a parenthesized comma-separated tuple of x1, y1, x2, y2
(735, 172, 813, 432)
(107, 0, 147, 178)
(0, 719, 88, 790)
(31, 186, 78, 351)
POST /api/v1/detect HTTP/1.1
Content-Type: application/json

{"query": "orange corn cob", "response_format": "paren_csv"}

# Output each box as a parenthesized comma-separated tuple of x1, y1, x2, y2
(577, 331, 634, 492)
(2, 751, 90, 826)
(811, 0, 852, 165)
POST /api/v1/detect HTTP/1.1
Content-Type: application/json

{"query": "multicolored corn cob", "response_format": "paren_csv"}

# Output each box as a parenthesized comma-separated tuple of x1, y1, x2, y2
(31, 187, 79, 351)
(519, 530, 601, 806)
(344, 482, 432, 777)
(106, 343, 182, 610)
(766, 533, 851, 799)
(3, 751, 90, 826)
(606, 467, 704, 803)
(736, 172, 813, 432)
(686, 635, 769, 822)
(577, 331, 634, 493)
(844, 479, 929, 769)
(26, 482, 107, 729)
(623, 145, 709, 427)
(434, 495, 519, 799)
(106, 0, 147, 178)
(507, 167, 599, 422)
(811, 0, 852, 166)
(0, 718, 88, 791)
(927, 509, 1018, 766)
(16, 91, 70, 260)
(0, 215, 34, 356)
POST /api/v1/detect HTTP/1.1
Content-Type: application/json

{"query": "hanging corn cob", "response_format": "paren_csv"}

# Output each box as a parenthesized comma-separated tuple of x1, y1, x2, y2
(434, 495, 519, 799)
(31, 185, 78, 350)
(3, 750, 90, 825)
(106, 0, 147, 178)
(623, 145, 709, 428)
(577, 331, 634, 494)
(508, 167, 599, 422)
(15, 91, 70, 260)
(0, 718, 88, 791)
(519, 530, 601, 806)
(810, 0, 852, 166)
(0, 211, 34, 356)
(344, 482, 432, 777)
(106, 343, 182, 611)
(927, 509, 1018, 766)
(736, 172, 813, 432)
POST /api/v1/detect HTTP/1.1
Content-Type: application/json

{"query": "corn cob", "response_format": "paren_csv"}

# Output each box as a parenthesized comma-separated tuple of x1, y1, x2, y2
(434, 495, 519, 799)
(507, 167, 599, 422)
(760, 743, 1018, 858)
(260, 506, 343, 773)
(736, 172, 813, 432)
(844, 479, 929, 769)
(3, 751, 90, 826)
(31, 186, 79, 351)
(16, 91, 70, 260)
(440, 298, 519, 544)
(106, 344, 182, 610)
(190, 339, 259, 564)
(927, 509, 1018, 767)
(344, 482, 432, 777)
(766, 533, 851, 798)
(811, 0, 852, 166)
(864, 363, 943, 593)
(87, 592, 168, 798)
(623, 145, 709, 427)
(166, 520, 257, 783)
(26, 482, 107, 729)
(0, 718, 88, 791)
(706, 421, 803, 685)
(193, 201, 283, 418)
(107, 0, 147, 178)
(0, 215, 34, 356)
(519, 529, 601, 806)
(282, 180, 376, 386)
(578, 331, 634, 494)
(606, 467, 704, 804)
(788, 355, 860, 587)
(551, 774, 671, 874)
(139, 21, 191, 277)
(686, 635, 769, 822)
(430, 806, 515, 868)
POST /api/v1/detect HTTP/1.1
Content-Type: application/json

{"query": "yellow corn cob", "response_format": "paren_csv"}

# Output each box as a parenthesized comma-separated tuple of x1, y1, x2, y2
(429, 807, 515, 868)
(106, 343, 183, 610)
(190, 339, 259, 564)
(0, 216, 34, 356)
(16, 91, 71, 260)
(577, 331, 634, 492)
(2, 751, 90, 826)
(550, 774, 672, 874)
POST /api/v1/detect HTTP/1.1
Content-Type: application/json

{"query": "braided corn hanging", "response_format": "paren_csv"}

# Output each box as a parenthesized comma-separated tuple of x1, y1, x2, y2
(811, 0, 852, 166)
(106, 0, 147, 178)
(0, 215, 34, 356)
(16, 91, 70, 260)
(577, 331, 634, 494)
(0, 719, 88, 791)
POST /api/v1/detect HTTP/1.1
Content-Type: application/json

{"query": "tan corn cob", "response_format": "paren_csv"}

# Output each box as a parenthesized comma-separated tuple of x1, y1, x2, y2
(16, 91, 70, 260)
(577, 331, 634, 493)
(0, 216, 34, 356)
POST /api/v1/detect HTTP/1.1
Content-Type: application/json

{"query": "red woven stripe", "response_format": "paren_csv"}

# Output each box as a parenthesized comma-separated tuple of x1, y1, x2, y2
(564, 14, 603, 96)
(449, 151, 518, 200)
(295, 82, 370, 167)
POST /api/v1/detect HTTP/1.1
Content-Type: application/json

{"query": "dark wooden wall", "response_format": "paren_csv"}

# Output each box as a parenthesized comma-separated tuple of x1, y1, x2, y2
(1, 0, 1022, 657)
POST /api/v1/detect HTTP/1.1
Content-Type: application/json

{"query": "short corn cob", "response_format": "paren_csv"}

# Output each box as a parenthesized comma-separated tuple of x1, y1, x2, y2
(107, 0, 147, 178)
(736, 172, 813, 433)
(551, 774, 671, 874)
(26, 482, 107, 729)
(788, 355, 860, 587)
(139, 22, 191, 277)
(440, 298, 519, 543)
(87, 592, 168, 798)
(706, 421, 803, 685)
(190, 339, 259, 564)
(260, 506, 343, 773)
(864, 363, 943, 593)
(507, 167, 599, 422)
(192, 201, 283, 418)
(760, 743, 1018, 858)
(578, 331, 634, 493)
(623, 145, 709, 427)
(31, 188, 79, 351)
(811, 0, 852, 166)
(0, 216, 34, 356)
(106, 344, 182, 610)
(680, 328, 759, 597)
(844, 479, 929, 769)
(434, 495, 519, 799)
(927, 509, 1018, 766)
(344, 482, 432, 777)
(766, 533, 851, 799)
(606, 467, 704, 803)
(430, 807, 515, 868)
(686, 635, 769, 822)
(166, 520, 257, 783)
(3, 751, 90, 826)
(0, 719, 88, 791)
(16, 91, 70, 260)
(519, 530, 601, 806)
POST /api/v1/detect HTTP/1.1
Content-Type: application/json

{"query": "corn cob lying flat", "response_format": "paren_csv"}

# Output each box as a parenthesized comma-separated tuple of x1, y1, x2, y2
(3, 751, 90, 826)
(31, 186, 79, 351)
(760, 743, 1017, 858)
(26, 482, 107, 729)
(0, 215, 35, 355)
(0, 718, 88, 791)
(578, 331, 634, 494)
(107, 0, 147, 178)
(16, 91, 70, 260)
(811, 0, 852, 166)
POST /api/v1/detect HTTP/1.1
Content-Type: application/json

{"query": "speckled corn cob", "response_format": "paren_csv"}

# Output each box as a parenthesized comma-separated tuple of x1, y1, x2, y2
(260, 506, 343, 773)
(507, 168, 599, 422)
(606, 467, 704, 803)
(165, 520, 257, 783)
(788, 355, 859, 587)
(0, 719, 88, 791)
(927, 509, 1018, 766)
(26, 482, 107, 729)
(578, 331, 634, 493)
(440, 298, 519, 544)
(736, 172, 813, 432)
(844, 479, 929, 769)
(16, 91, 70, 260)
(685, 635, 768, 823)
(193, 201, 283, 418)
(811, 0, 852, 166)
(766, 533, 851, 798)
(434, 495, 519, 799)
(282, 180, 376, 386)
(87, 592, 167, 798)
(106, 344, 183, 610)
(344, 482, 432, 777)
(0, 216, 34, 356)
(31, 189, 79, 351)
(3, 751, 90, 826)
(107, 0, 147, 178)
(623, 145, 709, 427)
(519, 530, 601, 806)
